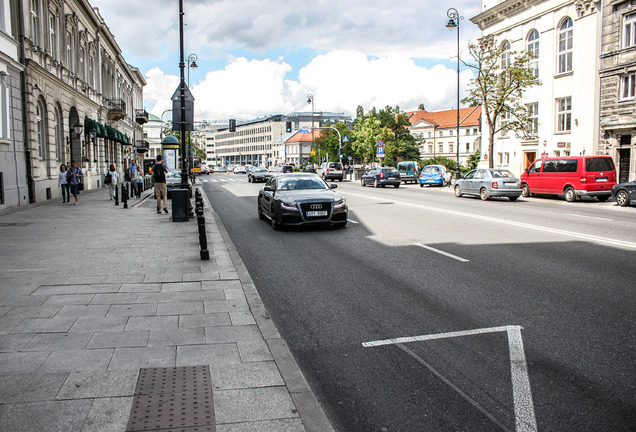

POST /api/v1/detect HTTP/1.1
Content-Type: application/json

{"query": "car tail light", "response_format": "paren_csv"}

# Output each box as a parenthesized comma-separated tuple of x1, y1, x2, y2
(491, 182, 499, 189)
(326, 168, 330, 174)
(379, 173, 384, 179)
(580, 177, 587, 183)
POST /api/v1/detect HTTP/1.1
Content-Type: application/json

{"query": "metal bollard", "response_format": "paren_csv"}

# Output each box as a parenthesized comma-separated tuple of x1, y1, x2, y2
(197, 207, 209, 260)
(122, 184, 128, 209)
(115, 184, 119, 205)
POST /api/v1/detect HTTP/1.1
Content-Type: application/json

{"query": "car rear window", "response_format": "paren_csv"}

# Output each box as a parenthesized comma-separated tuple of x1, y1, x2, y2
(490, 169, 515, 178)
(382, 168, 398, 174)
(329, 163, 342, 169)
(586, 157, 615, 172)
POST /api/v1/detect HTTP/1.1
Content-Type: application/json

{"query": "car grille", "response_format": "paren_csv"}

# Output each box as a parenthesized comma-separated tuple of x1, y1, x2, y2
(300, 202, 332, 219)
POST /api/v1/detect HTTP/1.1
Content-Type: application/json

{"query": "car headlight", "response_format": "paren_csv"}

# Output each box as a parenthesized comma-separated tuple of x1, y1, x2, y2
(280, 202, 298, 211)
(334, 198, 346, 209)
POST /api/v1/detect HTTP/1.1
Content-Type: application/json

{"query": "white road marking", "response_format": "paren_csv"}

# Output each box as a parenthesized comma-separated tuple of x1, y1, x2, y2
(564, 213, 613, 222)
(363, 325, 538, 432)
(345, 191, 636, 249)
(414, 242, 469, 262)
(348, 219, 359, 224)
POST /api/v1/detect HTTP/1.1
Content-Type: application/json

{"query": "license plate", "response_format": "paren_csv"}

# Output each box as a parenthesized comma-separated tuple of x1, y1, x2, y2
(306, 211, 327, 217)
(596, 178, 607, 182)
(504, 182, 518, 187)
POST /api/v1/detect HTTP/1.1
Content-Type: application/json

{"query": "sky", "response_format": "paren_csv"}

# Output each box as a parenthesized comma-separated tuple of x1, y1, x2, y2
(90, 0, 485, 123)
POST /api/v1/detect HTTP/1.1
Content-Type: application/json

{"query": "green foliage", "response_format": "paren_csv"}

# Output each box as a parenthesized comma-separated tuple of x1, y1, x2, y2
(466, 149, 481, 170)
(419, 157, 458, 172)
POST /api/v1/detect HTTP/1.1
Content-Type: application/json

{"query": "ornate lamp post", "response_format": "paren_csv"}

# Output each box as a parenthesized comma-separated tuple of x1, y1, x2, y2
(187, 53, 198, 86)
(307, 94, 314, 167)
(446, 8, 463, 181)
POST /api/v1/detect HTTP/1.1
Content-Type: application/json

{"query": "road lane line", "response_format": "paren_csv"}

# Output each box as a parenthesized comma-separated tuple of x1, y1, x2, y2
(564, 213, 613, 222)
(348, 219, 360, 224)
(344, 191, 636, 249)
(414, 243, 469, 262)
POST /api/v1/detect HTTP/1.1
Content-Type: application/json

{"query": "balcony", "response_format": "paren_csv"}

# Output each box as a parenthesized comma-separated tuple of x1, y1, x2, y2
(135, 109, 149, 125)
(105, 98, 126, 121)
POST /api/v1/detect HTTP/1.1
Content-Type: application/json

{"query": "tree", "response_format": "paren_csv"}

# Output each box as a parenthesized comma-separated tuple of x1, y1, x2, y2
(462, 36, 540, 168)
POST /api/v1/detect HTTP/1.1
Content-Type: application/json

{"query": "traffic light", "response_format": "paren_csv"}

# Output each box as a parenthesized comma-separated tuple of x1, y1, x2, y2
(286, 121, 292, 133)
(229, 119, 236, 132)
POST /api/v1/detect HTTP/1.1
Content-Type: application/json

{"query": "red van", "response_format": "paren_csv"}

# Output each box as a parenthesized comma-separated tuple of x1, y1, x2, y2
(520, 156, 616, 202)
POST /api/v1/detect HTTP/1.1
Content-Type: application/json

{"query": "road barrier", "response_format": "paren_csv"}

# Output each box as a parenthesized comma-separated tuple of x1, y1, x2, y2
(195, 189, 209, 260)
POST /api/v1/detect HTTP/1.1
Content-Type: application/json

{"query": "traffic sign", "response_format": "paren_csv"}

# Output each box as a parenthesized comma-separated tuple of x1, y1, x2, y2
(343, 136, 349, 143)
(348, 156, 352, 161)
(377, 140, 384, 147)
(299, 129, 310, 133)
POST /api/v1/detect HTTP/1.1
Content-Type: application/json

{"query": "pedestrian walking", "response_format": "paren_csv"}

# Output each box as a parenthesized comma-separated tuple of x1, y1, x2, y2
(68, 160, 84, 205)
(127, 160, 138, 183)
(152, 155, 169, 214)
(133, 165, 143, 198)
(58, 164, 70, 203)
(105, 163, 118, 200)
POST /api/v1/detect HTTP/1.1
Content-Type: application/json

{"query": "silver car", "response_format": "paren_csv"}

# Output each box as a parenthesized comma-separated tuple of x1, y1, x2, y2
(454, 169, 522, 201)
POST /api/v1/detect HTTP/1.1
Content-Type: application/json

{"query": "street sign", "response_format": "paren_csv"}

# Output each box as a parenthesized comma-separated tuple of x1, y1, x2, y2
(311, 150, 316, 156)
(343, 136, 349, 143)
(348, 156, 352, 161)
(377, 140, 384, 147)
(299, 129, 310, 133)
(377, 146, 385, 158)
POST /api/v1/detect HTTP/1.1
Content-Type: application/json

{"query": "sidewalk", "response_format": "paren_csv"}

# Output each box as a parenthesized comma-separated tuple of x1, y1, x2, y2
(0, 186, 334, 432)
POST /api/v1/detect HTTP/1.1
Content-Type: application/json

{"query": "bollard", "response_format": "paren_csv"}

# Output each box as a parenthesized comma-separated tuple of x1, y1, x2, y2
(197, 207, 209, 260)
(122, 184, 128, 209)
(115, 184, 119, 205)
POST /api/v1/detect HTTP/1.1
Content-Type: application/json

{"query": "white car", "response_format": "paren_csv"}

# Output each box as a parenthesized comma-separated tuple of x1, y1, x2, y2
(233, 165, 247, 174)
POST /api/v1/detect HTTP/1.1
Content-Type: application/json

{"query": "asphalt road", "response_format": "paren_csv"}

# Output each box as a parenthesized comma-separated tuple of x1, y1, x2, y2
(200, 173, 636, 432)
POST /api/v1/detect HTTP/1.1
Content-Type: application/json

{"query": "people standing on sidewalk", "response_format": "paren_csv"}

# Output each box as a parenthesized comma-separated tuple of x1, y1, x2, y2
(133, 165, 143, 198)
(152, 155, 169, 214)
(106, 163, 118, 200)
(68, 160, 83, 205)
(127, 160, 138, 183)
(58, 164, 70, 203)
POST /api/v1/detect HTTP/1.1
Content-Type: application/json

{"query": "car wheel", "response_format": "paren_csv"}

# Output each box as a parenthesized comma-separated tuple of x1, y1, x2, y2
(419, 183, 424, 188)
(597, 195, 609, 202)
(271, 216, 280, 230)
(322, 174, 327, 181)
(248, 176, 252, 183)
(339, 177, 343, 182)
(508, 196, 518, 202)
(257, 201, 265, 220)
(374, 179, 379, 188)
(361, 178, 365, 187)
(564, 187, 576, 202)
(616, 190, 630, 207)
(522, 184, 530, 198)
(394, 184, 400, 188)
(334, 221, 347, 229)
(480, 188, 489, 201)
(454, 185, 462, 197)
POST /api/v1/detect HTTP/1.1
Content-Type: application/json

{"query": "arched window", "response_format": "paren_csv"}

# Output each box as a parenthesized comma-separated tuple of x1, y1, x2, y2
(557, 18, 573, 74)
(527, 29, 539, 77)
(53, 108, 62, 161)
(501, 40, 511, 69)
(36, 102, 44, 159)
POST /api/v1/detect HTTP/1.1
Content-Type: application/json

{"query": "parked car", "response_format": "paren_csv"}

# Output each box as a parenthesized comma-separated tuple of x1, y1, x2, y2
(360, 167, 401, 188)
(520, 156, 616, 202)
(165, 170, 192, 199)
(269, 166, 283, 174)
(281, 165, 294, 173)
(611, 179, 636, 207)
(317, 161, 344, 182)
(397, 161, 420, 184)
(248, 167, 271, 183)
(419, 165, 451, 187)
(233, 165, 247, 174)
(454, 169, 522, 201)
(257, 173, 348, 229)
(200, 165, 210, 175)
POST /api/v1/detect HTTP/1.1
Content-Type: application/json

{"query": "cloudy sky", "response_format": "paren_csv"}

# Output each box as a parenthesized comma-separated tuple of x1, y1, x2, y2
(90, 0, 485, 122)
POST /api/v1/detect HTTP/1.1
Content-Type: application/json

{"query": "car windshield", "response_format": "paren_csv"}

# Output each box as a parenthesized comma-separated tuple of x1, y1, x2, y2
(166, 171, 181, 179)
(254, 168, 268, 173)
(381, 168, 398, 174)
(278, 177, 328, 191)
(490, 169, 515, 178)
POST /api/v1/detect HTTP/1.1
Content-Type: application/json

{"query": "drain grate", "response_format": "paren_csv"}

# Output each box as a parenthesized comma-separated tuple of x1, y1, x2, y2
(126, 366, 215, 431)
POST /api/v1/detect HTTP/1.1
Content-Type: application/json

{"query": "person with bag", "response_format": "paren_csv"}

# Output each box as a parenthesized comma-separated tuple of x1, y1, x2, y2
(58, 164, 70, 203)
(152, 154, 169, 214)
(68, 160, 84, 205)
(105, 163, 118, 200)
(127, 160, 138, 183)
(133, 165, 143, 198)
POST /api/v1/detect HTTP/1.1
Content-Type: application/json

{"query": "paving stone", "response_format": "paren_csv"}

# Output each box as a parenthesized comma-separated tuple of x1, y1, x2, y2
(216, 418, 305, 432)
(41, 294, 95, 306)
(68, 316, 128, 333)
(57, 370, 138, 399)
(237, 341, 274, 363)
(80, 396, 133, 432)
(90, 293, 139, 304)
(224, 288, 247, 300)
(38, 348, 113, 373)
(203, 298, 250, 314)
(55, 304, 110, 317)
(124, 315, 178, 331)
(205, 325, 264, 344)
(147, 327, 205, 347)
(23, 333, 92, 351)
(176, 343, 241, 366)
(156, 301, 204, 316)
(107, 303, 157, 317)
(118, 283, 161, 293)
(160, 281, 202, 292)
(137, 290, 225, 303)
(0, 399, 92, 432)
(108, 347, 176, 370)
(179, 313, 231, 329)
(0, 372, 69, 403)
(202, 280, 242, 291)
(30, 285, 81, 296)
(214, 387, 298, 424)
(75, 284, 121, 294)
(230, 312, 257, 326)
(0, 351, 49, 375)
(65, 275, 109, 284)
(182, 271, 221, 281)
(87, 331, 149, 349)
(209, 361, 284, 390)
(12, 316, 77, 333)
(0, 333, 35, 352)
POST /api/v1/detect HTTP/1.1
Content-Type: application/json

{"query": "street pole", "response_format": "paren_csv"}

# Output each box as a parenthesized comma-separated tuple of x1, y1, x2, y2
(179, 0, 187, 188)
(307, 94, 314, 167)
(446, 8, 463, 181)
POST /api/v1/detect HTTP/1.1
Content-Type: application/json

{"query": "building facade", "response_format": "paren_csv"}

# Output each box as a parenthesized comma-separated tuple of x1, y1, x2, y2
(407, 107, 482, 165)
(0, 0, 147, 210)
(599, 0, 636, 182)
(471, 0, 602, 176)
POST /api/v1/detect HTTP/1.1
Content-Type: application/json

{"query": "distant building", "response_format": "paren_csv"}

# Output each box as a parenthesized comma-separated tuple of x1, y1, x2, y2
(406, 107, 482, 165)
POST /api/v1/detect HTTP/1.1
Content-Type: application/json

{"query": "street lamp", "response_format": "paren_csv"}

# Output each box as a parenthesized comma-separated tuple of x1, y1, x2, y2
(187, 53, 198, 86)
(307, 93, 314, 166)
(446, 7, 463, 182)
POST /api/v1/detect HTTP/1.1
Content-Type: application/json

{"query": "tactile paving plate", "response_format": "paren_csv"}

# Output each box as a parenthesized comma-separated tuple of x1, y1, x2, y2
(126, 366, 215, 432)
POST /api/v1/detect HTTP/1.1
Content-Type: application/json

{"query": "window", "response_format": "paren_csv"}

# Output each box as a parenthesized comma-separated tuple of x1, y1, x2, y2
(526, 102, 538, 135)
(473, 128, 478, 135)
(79, 46, 85, 80)
(427, 131, 432, 138)
(439, 131, 443, 137)
(36, 103, 44, 159)
(66, 28, 73, 71)
(527, 29, 539, 77)
(449, 143, 454, 153)
(624, 13, 636, 48)
(438, 143, 443, 153)
(500, 110, 511, 137)
(428, 144, 433, 153)
(557, 18, 573, 74)
(501, 40, 511, 69)
(449, 130, 454, 136)
(49, 10, 57, 59)
(54, 109, 61, 160)
(466, 143, 470, 152)
(556, 97, 572, 132)
(30, 0, 40, 47)
(620, 73, 635, 100)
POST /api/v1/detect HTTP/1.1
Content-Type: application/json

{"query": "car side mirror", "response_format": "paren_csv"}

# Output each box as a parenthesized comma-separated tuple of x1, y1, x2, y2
(330, 184, 338, 189)
(264, 185, 274, 192)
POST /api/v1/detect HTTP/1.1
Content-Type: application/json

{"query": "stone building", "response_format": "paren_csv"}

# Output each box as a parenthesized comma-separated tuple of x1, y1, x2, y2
(599, 0, 636, 182)
(0, 0, 147, 209)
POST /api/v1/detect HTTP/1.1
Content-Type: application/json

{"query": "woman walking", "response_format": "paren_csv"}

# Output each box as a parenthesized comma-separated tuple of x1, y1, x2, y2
(58, 164, 70, 203)
(107, 163, 118, 200)
(133, 165, 143, 198)
(68, 160, 83, 205)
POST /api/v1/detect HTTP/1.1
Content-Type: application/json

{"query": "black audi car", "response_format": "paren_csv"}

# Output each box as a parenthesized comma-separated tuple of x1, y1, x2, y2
(247, 167, 271, 183)
(611, 179, 636, 207)
(257, 173, 348, 229)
